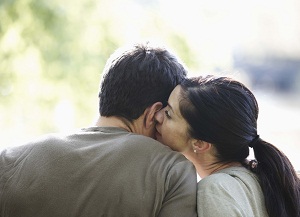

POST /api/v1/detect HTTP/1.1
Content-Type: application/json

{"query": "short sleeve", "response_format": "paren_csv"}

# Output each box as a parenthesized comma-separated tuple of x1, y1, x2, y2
(197, 175, 246, 217)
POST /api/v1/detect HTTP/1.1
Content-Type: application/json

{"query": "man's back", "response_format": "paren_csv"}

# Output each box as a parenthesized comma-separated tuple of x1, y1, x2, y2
(0, 127, 197, 217)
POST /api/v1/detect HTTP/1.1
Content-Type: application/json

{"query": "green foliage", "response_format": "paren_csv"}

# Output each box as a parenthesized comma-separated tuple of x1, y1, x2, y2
(0, 0, 196, 146)
(0, 0, 102, 143)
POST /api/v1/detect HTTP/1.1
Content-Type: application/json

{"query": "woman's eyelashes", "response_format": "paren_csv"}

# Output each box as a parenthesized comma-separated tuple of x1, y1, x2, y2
(164, 110, 171, 119)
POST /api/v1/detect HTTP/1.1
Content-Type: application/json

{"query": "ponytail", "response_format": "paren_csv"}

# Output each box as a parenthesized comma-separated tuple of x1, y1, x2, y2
(253, 138, 300, 217)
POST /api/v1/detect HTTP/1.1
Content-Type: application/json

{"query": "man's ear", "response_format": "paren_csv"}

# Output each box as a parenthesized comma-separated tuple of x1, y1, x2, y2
(192, 140, 212, 154)
(144, 102, 163, 129)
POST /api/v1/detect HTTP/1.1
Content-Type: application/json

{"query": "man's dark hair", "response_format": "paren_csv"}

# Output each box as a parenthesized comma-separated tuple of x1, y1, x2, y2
(99, 42, 187, 122)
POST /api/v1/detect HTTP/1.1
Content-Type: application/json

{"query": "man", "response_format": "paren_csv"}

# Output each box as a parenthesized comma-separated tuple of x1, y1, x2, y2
(0, 42, 197, 217)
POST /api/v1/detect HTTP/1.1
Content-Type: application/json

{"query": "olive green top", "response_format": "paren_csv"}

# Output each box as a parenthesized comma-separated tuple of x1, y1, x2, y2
(197, 166, 268, 217)
(0, 127, 197, 217)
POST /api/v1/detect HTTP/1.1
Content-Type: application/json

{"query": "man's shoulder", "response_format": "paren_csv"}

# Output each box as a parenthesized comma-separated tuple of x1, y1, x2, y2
(119, 133, 194, 167)
(125, 133, 183, 155)
(0, 132, 73, 156)
(126, 133, 164, 145)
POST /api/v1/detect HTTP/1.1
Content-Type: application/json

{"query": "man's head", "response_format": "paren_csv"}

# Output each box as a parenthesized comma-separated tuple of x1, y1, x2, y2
(98, 42, 187, 124)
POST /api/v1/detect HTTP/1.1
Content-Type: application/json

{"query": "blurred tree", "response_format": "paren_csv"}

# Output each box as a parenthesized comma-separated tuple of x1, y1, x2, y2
(0, 0, 194, 146)
(0, 0, 120, 143)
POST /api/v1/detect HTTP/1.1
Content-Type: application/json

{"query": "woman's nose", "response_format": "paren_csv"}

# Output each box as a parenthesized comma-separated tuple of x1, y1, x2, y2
(155, 108, 164, 124)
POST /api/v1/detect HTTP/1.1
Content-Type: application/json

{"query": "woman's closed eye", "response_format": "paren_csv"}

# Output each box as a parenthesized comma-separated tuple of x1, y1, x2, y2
(164, 110, 171, 119)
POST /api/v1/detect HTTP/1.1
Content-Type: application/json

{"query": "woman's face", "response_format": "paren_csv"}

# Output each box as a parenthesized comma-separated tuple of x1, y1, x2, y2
(155, 85, 193, 152)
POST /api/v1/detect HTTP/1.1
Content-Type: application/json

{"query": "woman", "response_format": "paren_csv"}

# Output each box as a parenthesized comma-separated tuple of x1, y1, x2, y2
(155, 75, 300, 217)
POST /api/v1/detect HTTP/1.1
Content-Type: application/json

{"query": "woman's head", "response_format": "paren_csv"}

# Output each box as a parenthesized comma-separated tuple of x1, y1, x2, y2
(181, 75, 260, 163)
(156, 75, 259, 164)
(156, 75, 300, 217)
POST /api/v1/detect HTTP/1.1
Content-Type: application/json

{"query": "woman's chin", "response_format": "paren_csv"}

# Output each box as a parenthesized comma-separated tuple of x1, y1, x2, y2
(155, 132, 163, 142)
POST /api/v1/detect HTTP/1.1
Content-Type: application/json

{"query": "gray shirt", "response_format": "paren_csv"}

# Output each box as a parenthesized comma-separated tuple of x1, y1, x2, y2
(0, 127, 197, 217)
(197, 166, 268, 217)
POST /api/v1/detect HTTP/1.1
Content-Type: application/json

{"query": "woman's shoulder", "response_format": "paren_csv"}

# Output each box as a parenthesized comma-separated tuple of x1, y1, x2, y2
(197, 167, 266, 217)
(198, 170, 234, 189)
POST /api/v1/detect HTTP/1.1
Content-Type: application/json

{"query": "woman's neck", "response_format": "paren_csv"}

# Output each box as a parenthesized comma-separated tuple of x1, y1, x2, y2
(199, 161, 242, 178)
(187, 154, 242, 178)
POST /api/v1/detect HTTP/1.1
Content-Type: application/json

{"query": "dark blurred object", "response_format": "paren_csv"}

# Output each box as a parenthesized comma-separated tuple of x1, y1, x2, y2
(233, 52, 300, 93)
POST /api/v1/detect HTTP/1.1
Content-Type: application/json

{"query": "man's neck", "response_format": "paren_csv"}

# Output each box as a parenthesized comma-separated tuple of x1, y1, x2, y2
(95, 116, 132, 132)
(95, 116, 144, 135)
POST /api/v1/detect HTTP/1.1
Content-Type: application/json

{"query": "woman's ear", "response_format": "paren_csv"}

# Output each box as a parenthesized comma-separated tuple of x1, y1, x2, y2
(192, 140, 211, 154)
(144, 102, 163, 129)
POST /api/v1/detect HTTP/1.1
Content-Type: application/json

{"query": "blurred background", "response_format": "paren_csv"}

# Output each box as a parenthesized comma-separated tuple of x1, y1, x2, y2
(1, 0, 299, 171)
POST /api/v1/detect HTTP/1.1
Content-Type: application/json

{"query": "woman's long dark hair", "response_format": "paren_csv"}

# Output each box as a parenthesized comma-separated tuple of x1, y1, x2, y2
(179, 75, 300, 217)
